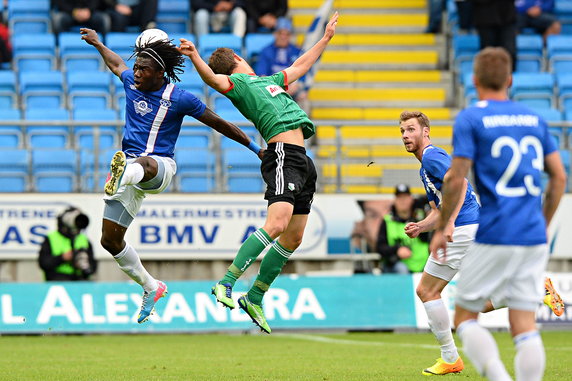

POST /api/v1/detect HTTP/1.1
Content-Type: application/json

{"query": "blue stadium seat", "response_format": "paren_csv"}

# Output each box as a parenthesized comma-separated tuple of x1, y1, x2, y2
(213, 96, 235, 112)
(199, 34, 242, 60)
(533, 108, 564, 147)
(216, 108, 250, 124)
(0, 110, 23, 148)
(0, 71, 17, 109)
(223, 149, 263, 192)
(462, 73, 477, 106)
(176, 149, 216, 192)
(8, 0, 50, 18)
(12, 34, 56, 72)
(547, 35, 572, 71)
(0, 149, 28, 192)
(32, 149, 77, 192)
(9, 16, 50, 34)
(157, 0, 190, 34)
(19, 71, 64, 109)
(220, 126, 258, 148)
(80, 148, 115, 192)
(177, 71, 205, 95)
(516, 35, 543, 72)
(177, 127, 212, 149)
(557, 73, 572, 110)
(169, 34, 196, 46)
(67, 71, 113, 110)
(452, 34, 479, 73)
(112, 75, 126, 110)
(73, 109, 118, 150)
(245, 33, 275, 62)
(106, 33, 139, 61)
(59, 32, 102, 72)
(511, 73, 555, 108)
(25, 108, 70, 148)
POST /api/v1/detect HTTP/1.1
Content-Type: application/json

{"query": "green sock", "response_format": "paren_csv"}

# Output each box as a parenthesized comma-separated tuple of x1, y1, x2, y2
(247, 241, 293, 305)
(220, 228, 272, 287)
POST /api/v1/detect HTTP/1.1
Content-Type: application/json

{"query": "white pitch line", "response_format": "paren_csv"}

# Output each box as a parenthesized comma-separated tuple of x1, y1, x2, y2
(278, 333, 439, 350)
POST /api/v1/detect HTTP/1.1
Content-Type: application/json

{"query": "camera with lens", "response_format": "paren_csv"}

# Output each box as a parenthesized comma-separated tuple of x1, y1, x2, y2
(57, 207, 93, 276)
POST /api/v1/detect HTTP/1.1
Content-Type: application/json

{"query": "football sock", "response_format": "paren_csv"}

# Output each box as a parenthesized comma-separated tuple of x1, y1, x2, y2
(423, 299, 459, 363)
(220, 228, 272, 287)
(247, 241, 293, 305)
(514, 331, 545, 381)
(458, 320, 511, 381)
(113, 243, 158, 292)
(120, 163, 145, 186)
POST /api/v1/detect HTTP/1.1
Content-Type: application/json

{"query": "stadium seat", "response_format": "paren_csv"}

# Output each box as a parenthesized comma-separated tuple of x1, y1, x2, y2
(199, 34, 242, 60)
(245, 33, 275, 62)
(516, 35, 543, 72)
(223, 149, 263, 192)
(9, 16, 50, 34)
(557, 73, 572, 110)
(452, 34, 479, 74)
(32, 149, 77, 192)
(220, 126, 258, 148)
(533, 108, 564, 147)
(12, 34, 56, 72)
(213, 96, 235, 112)
(25, 108, 70, 148)
(0, 149, 28, 192)
(177, 71, 205, 96)
(0, 110, 23, 148)
(73, 109, 119, 151)
(0, 71, 17, 109)
(216, 108, 250, 124)
(176, 149, 216, 192)
(19, 71, 64, 110)
(106, 33, 140, 61)
(547, 35, 572, 72)
(8, 0, 50, 19)
(156, 0, 190, 34)
(177, 127, 212, 149)
(67, 71, 112, 110)
(511, 73, 555, 108)
(59, 32, 103, 72)
(79, 148, 115, 192)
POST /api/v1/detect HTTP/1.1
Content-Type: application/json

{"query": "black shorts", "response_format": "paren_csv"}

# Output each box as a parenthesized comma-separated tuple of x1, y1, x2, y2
(517, 12, 558, 34)
(261, 142, 317, 215)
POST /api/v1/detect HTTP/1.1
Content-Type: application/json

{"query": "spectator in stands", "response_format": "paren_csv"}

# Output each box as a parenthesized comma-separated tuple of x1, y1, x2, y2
(376, 184, 430, 274)
(104, 0, 158, 32)
(255, 18, 308, 110)
(516, 0, 561, 40)
(191, 0, 247, 39)
(0, 13, 12, 64)
(38, 207, 97, 281)
(246, 0, 288, 33)
(471, 0, 517, 72)
(51, 0, 111, 35)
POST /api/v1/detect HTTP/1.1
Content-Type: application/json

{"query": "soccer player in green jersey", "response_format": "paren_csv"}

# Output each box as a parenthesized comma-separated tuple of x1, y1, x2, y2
(177, 12, 338, 333)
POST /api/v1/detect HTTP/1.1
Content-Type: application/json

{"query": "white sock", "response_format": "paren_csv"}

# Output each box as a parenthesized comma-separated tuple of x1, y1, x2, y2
(423, 299, 459, 363)
(514, 331, 545, 381)
(113, 243, 158, 292)
(120, 163, 144, 186)
(458, 320, 512, 381)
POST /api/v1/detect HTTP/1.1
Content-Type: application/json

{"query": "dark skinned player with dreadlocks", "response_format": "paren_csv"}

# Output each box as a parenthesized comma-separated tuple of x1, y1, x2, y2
(80, 28, 263, 323)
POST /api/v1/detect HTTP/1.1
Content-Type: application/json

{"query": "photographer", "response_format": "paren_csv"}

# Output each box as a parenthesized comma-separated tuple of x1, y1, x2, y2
(38, 207, 97, 281)
(376, 184, 430, 274)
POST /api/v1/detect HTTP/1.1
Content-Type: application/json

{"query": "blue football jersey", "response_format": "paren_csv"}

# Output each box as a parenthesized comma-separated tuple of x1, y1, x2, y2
(420, 145, 480, 227)
(453, 100, 557, 245)
(120, 70, 206, 158)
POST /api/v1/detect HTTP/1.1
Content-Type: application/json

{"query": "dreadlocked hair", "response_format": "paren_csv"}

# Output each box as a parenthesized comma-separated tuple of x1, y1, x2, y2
(132, 39, 185, 83)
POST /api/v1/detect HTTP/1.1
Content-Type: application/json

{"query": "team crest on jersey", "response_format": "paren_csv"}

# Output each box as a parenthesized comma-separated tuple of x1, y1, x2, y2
(133, 99, 152, 116)
(160, 99, 172, 108)
(265, 85, 285, 97)
(288, 183, 295, 191)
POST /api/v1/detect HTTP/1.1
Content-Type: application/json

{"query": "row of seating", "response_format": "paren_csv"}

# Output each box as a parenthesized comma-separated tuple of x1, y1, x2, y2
(0, 147, 263, 193)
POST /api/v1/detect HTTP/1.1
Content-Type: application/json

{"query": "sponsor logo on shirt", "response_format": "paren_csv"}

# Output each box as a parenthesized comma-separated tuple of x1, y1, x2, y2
(134, 99, 153, 116)
(265, 85, 285, 97)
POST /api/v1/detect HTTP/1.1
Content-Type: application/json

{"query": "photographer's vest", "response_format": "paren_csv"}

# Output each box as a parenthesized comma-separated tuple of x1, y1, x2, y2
(383, 214, 429, 273)
(47, 231, 89, 277)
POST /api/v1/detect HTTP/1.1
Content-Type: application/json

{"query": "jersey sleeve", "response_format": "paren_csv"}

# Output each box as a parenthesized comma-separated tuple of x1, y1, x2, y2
(120, 69, 134, 85)
(423, 151, 451, 181)
(452, 110, 477, 160)
(540, 117, 558, 156)
(268, 71, 288, 90)
(179, 90, 206, 118)
(222, 73, 246, 100)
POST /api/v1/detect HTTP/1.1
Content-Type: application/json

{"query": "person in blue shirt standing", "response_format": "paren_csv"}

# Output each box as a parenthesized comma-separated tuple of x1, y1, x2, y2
(399, 110, 480, 376)
(80, 28, 263, 324)
(255, 18, 307, 108)
(431, 47, 566, 381)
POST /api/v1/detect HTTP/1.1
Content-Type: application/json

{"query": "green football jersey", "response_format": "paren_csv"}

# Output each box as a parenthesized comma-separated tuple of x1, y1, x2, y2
(222, 71, 315, 142)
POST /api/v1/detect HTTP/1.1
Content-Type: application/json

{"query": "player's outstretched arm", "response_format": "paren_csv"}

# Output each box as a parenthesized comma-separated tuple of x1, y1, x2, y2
(177, 39, 231, 93)
(543, 151, 567, 226)
(405, 201, 440, 238)
(282, 11, 338, 85)
(80, 28, 128, 78)
(196, 108, 263, 158)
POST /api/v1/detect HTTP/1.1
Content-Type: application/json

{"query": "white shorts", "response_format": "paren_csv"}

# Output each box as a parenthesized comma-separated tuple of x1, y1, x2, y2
(103, 155, 177, 226)
(455, 243, 548, 312)
(424, 223, 478, 282)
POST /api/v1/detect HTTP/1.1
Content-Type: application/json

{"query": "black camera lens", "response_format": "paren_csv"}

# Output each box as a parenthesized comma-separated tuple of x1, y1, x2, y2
(75, 213, 90, 230)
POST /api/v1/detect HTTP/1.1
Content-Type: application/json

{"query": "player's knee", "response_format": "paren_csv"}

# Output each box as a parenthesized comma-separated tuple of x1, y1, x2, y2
(263, 218, 290, 238)
(100, 235, 122, 255)
(416, 284, 439, 302)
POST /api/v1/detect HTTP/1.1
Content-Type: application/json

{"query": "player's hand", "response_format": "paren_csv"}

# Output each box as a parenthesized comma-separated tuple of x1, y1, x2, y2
(324, 11, 339, 41)
(430, 229, 447, 262)
(177, 38, 197, 56)
(257, 148, 265, 160)
(444, 222, 454, 242)
(404, 222, 420, 238)
(80, 28, 100, 46)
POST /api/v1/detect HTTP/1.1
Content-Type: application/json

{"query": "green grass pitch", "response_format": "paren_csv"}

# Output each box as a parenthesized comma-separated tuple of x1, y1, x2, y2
(1, 331, 570, 380)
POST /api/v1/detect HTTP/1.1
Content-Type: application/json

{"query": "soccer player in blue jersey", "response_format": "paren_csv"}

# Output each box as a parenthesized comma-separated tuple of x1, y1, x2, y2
(400, 110, 480, 376)
(431, 47, 566, 381)
(80, 28, 263, 324)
